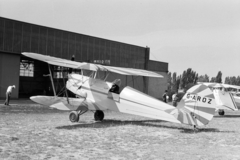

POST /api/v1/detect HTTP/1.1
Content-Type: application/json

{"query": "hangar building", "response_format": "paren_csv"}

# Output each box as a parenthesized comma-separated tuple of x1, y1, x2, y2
(0, 17, 168, 100)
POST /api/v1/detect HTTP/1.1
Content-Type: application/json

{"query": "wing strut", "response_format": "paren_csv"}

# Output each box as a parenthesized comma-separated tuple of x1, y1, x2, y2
(63, 74, 69, 104)
(48, 64, 56, 96)
(132, 76, 135, 88)
(62, 67, 69, 104)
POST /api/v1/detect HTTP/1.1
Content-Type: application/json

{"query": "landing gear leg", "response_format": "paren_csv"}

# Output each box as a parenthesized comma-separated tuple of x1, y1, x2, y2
(94, 110, 104, 121)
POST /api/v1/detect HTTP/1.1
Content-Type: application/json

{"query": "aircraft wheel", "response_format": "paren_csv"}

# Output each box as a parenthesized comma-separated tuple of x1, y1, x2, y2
(218, 109, 225, 116)
(69, 111, 79, 122)
(94, 110, 104, 121)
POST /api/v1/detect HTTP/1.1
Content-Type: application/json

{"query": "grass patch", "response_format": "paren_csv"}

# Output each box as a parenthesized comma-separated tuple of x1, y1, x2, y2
(1, 104, 240, 159)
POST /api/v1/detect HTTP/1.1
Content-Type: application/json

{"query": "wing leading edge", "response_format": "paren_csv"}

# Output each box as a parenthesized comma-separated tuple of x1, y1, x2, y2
(22, 52, 163, 78)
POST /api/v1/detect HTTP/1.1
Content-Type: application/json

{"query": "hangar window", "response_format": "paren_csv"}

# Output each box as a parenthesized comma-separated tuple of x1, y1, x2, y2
(93, 60, 111, 65)
(20, 60, 34, 77)
(53, 66, 82, 79)
(53, 66, 66, 79)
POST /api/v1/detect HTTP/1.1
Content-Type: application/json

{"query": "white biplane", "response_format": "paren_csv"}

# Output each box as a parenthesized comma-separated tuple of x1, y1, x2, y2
(22, 52, 236, 128)
(198, 82, 239, 115)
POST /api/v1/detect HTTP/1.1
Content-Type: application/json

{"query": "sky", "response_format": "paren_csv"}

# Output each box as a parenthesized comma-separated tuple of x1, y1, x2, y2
(0, 0, 240, 80)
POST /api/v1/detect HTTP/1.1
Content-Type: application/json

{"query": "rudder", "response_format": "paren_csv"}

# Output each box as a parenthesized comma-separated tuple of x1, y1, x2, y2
(167, 84, 216, 126)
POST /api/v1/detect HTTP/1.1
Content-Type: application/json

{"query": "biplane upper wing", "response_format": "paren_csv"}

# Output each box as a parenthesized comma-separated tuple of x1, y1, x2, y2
(198, 82, 240, 90)
(221, 84, 240, 90)
(22, 52, 106, 71)
(22, 52, 163, 78)
(103, 66, 162, 77)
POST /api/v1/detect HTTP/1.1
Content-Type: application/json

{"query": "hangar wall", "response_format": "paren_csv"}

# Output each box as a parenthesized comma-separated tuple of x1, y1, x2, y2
(0, 52, 20, 98)
(148, 72, 168, 99)
(0, 17, 169, 99)
(147, 60, 168, 99)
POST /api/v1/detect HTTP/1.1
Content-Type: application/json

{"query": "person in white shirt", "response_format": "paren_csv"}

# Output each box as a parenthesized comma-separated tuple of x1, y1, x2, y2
(172, 92, 178, 107)
(4, 85, 15, 105)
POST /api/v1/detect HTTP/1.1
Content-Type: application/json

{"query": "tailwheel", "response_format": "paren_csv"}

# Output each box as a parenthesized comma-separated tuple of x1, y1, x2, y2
(193, 125, 198, 132)
(94, 110, 104, 121)
(69, 111, 79, 122)
(218, 109, 225, 116)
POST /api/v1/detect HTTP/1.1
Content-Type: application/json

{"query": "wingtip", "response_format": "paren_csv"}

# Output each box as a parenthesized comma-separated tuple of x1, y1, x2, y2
(21, 52, 31, 56)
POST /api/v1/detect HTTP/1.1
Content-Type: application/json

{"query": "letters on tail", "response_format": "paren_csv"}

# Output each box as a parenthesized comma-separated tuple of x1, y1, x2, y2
(166, 84, 216, 126)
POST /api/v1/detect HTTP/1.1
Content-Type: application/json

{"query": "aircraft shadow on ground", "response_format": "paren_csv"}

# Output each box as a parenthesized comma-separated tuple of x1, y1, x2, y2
(180, 128, 234, 134)
(214, 115, 240, 118)
(56, 119, 231, 133)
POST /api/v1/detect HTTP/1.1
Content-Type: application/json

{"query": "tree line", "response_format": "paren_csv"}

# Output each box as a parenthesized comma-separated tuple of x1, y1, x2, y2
(167, 68, 240, 96)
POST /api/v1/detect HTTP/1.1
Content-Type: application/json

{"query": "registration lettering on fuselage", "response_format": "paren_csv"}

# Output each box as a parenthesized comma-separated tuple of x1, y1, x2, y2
(186, 94, 212, 104)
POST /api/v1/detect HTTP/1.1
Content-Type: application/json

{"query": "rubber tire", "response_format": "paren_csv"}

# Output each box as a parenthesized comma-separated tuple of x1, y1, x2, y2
(218, 110, 225, 116)
(94, 110, 104, 121)
(69, 111, 79, 122)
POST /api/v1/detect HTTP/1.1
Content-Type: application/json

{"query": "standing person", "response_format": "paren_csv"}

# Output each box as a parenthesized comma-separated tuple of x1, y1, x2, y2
(4, 85, 15, 106)
(172, 92, 178, 107)
(162, 90, 168, 103)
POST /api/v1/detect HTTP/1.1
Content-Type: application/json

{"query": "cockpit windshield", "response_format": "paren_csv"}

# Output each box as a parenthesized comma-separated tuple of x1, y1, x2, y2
(93, 71, 109, 81)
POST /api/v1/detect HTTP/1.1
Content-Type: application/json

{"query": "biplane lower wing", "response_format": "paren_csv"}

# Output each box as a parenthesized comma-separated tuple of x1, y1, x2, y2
(30, 96, 87, 111)
(30, 93, 181, 124)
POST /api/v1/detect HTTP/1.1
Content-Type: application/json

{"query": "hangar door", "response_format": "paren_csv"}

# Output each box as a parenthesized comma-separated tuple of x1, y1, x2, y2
(0, 52, 20, 99)
(19, 56, 67, 98)
(19, 56, 51, 98)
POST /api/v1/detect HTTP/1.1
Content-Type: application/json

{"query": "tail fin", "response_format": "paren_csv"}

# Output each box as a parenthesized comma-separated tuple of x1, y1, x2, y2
(168, 84, 216, 126)
(213, 89, 238, 111)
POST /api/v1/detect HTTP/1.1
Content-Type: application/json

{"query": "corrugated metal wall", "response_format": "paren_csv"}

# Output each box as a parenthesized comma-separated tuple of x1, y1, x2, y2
(148, 72, 168, 99)
(148, 60, 168, 72)
(147, 60, 169, 98)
